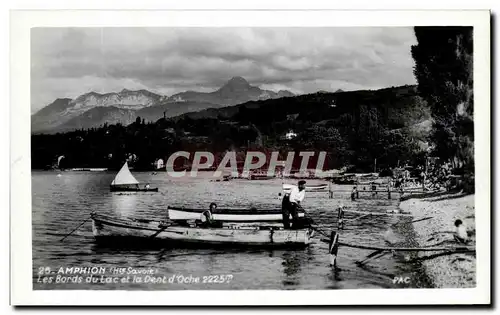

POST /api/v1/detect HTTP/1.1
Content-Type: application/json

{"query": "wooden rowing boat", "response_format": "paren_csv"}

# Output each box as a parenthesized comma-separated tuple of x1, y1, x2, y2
(249, 173, 275, 180)
(91, 213, 313, 247)
(305, 184, 329, 191)
(167, 206, 305, 222)
(110, 185, 159, 192)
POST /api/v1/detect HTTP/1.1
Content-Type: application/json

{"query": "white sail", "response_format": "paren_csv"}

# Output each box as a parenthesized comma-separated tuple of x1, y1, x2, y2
(111, 162, 139, 185)
(57, 155, 65, 167)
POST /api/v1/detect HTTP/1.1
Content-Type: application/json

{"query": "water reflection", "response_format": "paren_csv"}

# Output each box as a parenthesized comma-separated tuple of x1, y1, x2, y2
(281, 250, 304, 287)
(111, 193, 138, 218)
(327, 266, 343, 287)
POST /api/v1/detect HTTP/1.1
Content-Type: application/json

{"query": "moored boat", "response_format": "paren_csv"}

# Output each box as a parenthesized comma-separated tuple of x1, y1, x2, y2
(331, 175, 356, 185)
(110, 162, 158, 192)
(167, 206, 305, 222)
(282, 183, 329, 193)
(305, 183, 329, 191)
(91, 213, 313, 247)
(110, 185, 158, 192)
(249, 172, 275, 180)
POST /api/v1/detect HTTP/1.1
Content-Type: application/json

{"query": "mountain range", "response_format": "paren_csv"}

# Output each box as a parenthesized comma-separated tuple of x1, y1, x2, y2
(31, 77, 295, 133)
(166, 76, 294, 105)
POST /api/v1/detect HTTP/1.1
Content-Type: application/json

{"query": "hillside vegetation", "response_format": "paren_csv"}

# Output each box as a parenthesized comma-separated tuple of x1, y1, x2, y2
(31, 85, 431, 172)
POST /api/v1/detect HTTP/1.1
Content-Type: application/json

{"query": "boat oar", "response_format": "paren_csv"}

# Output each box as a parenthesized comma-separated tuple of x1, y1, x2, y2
(60, 216, 92, 242)
(309, 224, 330, 238)
(410, 216, 433, 224)
(300, 209, 330, 238)
(393, 216, 434, 226)
(150, 222, 170, 239)
(355, 249, 387, 265)
(328, 231, 340, 267)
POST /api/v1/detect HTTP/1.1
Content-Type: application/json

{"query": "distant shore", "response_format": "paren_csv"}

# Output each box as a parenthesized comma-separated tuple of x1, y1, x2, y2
(400, 193, 476, 288)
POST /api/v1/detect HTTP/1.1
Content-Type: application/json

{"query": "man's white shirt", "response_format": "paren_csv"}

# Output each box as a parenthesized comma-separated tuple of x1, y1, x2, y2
(289, 186, 305, 203)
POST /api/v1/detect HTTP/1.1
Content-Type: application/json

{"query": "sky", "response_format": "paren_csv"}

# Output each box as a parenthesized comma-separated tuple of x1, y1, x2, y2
(31, 27, 417, 112)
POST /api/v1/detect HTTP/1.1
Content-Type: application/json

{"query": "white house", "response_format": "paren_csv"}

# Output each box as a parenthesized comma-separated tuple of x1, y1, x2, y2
(285, 130, 297, 140)
(155, 158, 165, 169)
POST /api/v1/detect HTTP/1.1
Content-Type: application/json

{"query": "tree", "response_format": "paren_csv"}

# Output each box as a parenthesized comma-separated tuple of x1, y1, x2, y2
(295, 125, 347, 168)
(411, 27, 474, 170)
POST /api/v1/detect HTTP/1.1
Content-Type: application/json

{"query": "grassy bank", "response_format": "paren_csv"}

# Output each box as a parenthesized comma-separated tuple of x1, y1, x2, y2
(399, 193, 476, 288)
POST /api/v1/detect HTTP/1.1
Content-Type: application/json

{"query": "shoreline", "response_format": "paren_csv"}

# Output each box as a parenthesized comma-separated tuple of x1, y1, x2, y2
(400, 192, 476, 288)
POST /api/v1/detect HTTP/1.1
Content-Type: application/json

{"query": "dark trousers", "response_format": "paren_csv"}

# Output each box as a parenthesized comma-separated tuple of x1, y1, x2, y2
(282, 199, 300, 229)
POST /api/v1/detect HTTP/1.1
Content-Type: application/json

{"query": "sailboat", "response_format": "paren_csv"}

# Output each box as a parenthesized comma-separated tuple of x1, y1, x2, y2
(110, 162, 158, 192)
(57, 155, 65, 168)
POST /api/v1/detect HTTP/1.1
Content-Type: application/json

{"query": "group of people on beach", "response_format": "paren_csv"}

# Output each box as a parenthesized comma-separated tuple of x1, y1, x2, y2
(390, 161, 458, 193)
(423, 162, 455, 190)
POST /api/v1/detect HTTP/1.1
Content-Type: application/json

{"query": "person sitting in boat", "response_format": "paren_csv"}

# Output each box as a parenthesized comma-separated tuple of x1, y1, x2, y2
(197, 210, 213, 228)
(145, 183, 150, 189)
(282, 180, 306, 229)
(196, 203, 223, 228)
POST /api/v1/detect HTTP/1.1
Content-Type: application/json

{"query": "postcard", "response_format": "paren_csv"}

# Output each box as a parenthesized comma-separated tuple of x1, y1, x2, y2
(10, 9, 491, 305)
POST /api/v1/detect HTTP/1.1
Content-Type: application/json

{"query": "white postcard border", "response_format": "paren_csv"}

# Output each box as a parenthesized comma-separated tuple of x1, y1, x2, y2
(10, 9, 491, 305)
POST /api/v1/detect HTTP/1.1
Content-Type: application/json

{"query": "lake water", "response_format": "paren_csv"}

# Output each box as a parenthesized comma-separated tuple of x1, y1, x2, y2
(32, 171, 432, 290)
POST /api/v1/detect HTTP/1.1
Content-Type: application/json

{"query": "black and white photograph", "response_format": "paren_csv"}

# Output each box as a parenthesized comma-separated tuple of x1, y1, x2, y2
(10, 9, 491, 306)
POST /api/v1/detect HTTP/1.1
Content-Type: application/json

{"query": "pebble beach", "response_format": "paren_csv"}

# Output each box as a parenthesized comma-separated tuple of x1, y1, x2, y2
(400, 193, 476, 288)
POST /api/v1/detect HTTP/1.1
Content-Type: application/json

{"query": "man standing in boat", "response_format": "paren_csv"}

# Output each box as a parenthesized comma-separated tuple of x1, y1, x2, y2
(282, 180, 306, 229)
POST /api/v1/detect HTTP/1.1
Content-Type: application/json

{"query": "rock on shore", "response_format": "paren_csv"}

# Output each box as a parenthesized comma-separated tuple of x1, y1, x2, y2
(400, 193, 476, 288)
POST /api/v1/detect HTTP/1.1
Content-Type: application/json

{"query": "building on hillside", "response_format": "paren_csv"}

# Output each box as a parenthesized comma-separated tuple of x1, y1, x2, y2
(285, 130, 297, 140)
(155, 158, 164, 170)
